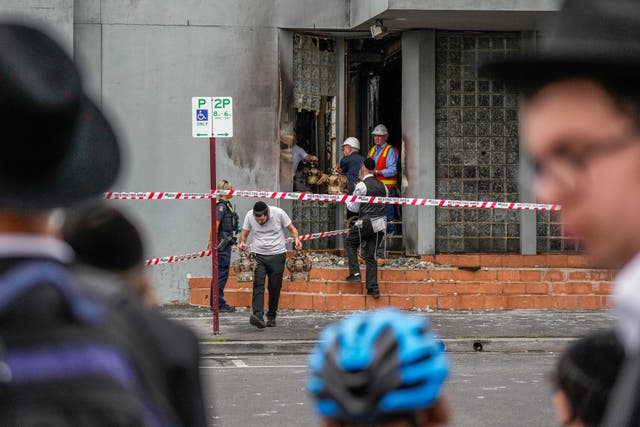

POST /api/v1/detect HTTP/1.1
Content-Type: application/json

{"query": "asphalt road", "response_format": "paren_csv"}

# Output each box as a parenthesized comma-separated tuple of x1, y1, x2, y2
(201, 351, 559, 427)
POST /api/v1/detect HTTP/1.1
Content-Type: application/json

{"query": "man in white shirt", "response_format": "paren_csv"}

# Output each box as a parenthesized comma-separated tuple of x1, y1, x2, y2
(483, 0, 640, 424)
(238, 201, 302, 328)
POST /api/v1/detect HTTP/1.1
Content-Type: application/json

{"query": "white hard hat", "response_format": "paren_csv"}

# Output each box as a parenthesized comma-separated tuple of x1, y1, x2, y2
(371, 124, 388, 135)
(342, 137, 360, 150)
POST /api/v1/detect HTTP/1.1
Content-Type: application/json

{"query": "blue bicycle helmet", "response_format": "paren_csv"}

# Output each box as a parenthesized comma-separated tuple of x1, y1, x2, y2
(307, 308, 449, 424)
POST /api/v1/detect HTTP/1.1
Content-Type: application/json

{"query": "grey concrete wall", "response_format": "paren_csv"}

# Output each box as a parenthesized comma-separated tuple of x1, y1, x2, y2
(77, 0, 346, 303)
(402, 30, 436, 255)
(0, 0, 73, 53)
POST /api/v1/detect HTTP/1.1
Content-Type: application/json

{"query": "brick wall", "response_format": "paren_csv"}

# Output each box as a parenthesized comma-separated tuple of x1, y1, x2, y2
(190, 254, 615, 311)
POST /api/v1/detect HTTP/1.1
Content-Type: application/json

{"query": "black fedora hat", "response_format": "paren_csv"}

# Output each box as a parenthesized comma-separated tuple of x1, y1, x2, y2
(481, 0, 640, 91)
(0, 24, 119, 209)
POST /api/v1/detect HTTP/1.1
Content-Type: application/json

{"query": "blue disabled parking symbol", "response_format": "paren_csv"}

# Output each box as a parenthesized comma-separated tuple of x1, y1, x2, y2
(196, 109, 208, 121)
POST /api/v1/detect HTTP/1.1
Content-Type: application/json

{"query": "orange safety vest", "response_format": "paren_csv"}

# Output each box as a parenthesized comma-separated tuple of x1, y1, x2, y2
(368, 144, 398, 188)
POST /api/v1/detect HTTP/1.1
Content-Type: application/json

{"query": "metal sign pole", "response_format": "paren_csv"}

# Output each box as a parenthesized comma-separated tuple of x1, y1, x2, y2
(210, 136, 220, 335)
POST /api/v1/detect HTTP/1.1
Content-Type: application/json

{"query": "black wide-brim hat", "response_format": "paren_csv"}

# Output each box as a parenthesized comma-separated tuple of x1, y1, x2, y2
(0, 24, 119, 209)
(481, 0, 640, 92)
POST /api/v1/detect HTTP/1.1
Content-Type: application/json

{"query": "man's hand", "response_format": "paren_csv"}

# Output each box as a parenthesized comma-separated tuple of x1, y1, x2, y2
(305, 155, 318, 162)
(294, 238, 302, 250)
(238, 241, 249, 251)
(316, 173, 328, 185)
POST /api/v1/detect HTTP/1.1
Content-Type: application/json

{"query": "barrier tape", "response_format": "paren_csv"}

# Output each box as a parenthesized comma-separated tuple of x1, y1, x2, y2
(105, 190, 560, 211)
(145, 228, 350, 266)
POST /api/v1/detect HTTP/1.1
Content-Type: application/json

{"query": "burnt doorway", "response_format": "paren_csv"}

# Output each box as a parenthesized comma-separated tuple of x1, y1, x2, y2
(347, 35, 403, 249)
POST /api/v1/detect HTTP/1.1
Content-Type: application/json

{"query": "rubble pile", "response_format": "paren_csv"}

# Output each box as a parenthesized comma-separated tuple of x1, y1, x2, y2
(307, 253, 434, 269)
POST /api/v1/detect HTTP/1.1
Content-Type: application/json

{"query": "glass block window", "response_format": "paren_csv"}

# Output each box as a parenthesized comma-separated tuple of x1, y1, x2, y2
(435, 31, 521, 253)
(292, 200, 336, 249)
(536, 211, 583, 252)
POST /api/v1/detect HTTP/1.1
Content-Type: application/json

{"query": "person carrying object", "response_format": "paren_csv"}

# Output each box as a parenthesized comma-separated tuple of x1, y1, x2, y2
(316, 137, 365, 222)
(344, 157, 387, 299)
(238, 201, 302, 328)
(208, 179, 240, 313)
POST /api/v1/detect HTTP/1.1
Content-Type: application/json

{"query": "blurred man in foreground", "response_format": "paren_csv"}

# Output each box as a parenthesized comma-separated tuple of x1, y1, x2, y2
(483, 0, 640, 424)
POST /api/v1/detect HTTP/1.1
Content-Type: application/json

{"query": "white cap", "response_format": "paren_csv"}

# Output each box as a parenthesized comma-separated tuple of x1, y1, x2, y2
(371, 124, 388, 135)
(342, 137, 360, 150)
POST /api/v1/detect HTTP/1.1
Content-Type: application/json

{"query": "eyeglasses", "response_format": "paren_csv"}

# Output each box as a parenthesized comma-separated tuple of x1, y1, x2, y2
(533, 130, 640, 191)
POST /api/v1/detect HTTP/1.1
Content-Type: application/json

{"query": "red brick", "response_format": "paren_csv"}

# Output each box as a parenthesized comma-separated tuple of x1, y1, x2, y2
(189, 277, 210, 289)
(405, 270, 429, 281)
(224, 292, 239, 307)
(545, 254, 569, 267)
(525, 283, 548, 294)
(433, 255, 460, 266)
(427, 270, 451, 281)
(543, 270, 565, 282)
(190, 288, 210, 306)
(420, 255, 437, 263)
(566, 271, 589, 281)
(554, 295, 580, 309)
(507, 296, 534, 309)
(323, 282, 339, 293)
(530, 295, 557, 309)
(595, 282, 613, 295)
(338, 283, 362, 294)
(433, 283, 457, 294)
(567, 255, 593, 268)
(457, 282, 503, 295)
(412, 296, 437, 310)
(551, 282, 593, 295)
(520, 270, 542, 281)
(294, 294, 314, 310)
(386, 283, 409, 295)
(388, 296, 414, 309)
(381, 270, 405, 281)
(277, 293, 295, 309)
(478, 254, 503, 267)
(437, 296, 461, 309)
(365, 295, 391, 309)
(525, 255, 548, 267)
(484, 295, 508, 309)
(591, 270, 615, 281)
(340, 295, 366, 310)
(324, 295, 341, 310)
(285, 281, 309, 292)
(459, 295, 487, 309)
(309, 269, 338, 281)
(459, 255, 481, 266)
(502, 283, 526, 294)
(312, 295, 325, 310)
(407, 283, 434, 294)
(235, 290, 252, 307)
(497, 270, 520, 282)
(576, 296, 606, 309)
(451, 269, 498, 281)
(502, 255, 526, 267)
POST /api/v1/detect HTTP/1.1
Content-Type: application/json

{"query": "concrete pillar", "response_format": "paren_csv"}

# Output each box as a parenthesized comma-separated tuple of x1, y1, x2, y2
(519, 31, 537, 254)
(402, 30, 436, 255)
(335, 38, 346, 248)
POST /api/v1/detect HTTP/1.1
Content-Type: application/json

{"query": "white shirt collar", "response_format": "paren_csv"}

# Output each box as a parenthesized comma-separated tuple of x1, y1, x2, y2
(362, 173, 374, 180)
(613, 253, 640, 353)
(0, 234, 74, 263)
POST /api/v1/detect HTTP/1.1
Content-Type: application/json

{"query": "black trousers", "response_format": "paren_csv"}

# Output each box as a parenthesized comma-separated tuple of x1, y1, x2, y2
(346, 219, 384, 292)
(251, 253, 286, 319)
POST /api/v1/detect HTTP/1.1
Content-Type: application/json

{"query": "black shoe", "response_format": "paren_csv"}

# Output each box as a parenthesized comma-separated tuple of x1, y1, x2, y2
(219, 304, 236, 313)
(367, 289, 380, 299)
(249, 314, 266, 329)
(266, 318, 276, 327)
(345, 273, 361, 283)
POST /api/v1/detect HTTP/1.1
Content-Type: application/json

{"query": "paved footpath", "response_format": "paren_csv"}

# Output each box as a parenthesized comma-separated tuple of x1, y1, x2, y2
(160, 304, 618, 355)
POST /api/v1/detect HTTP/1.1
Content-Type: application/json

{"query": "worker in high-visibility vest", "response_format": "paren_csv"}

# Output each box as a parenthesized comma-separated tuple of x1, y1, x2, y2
(368, 124, 399, 238)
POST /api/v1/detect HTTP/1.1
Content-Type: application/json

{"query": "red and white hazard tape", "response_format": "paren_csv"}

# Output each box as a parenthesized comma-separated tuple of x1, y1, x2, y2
(105, 190, 560, 211)
(145, 228, 350, 266)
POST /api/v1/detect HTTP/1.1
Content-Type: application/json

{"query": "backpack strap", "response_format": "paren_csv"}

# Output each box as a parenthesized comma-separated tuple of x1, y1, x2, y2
(0, 261, 102, 323)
